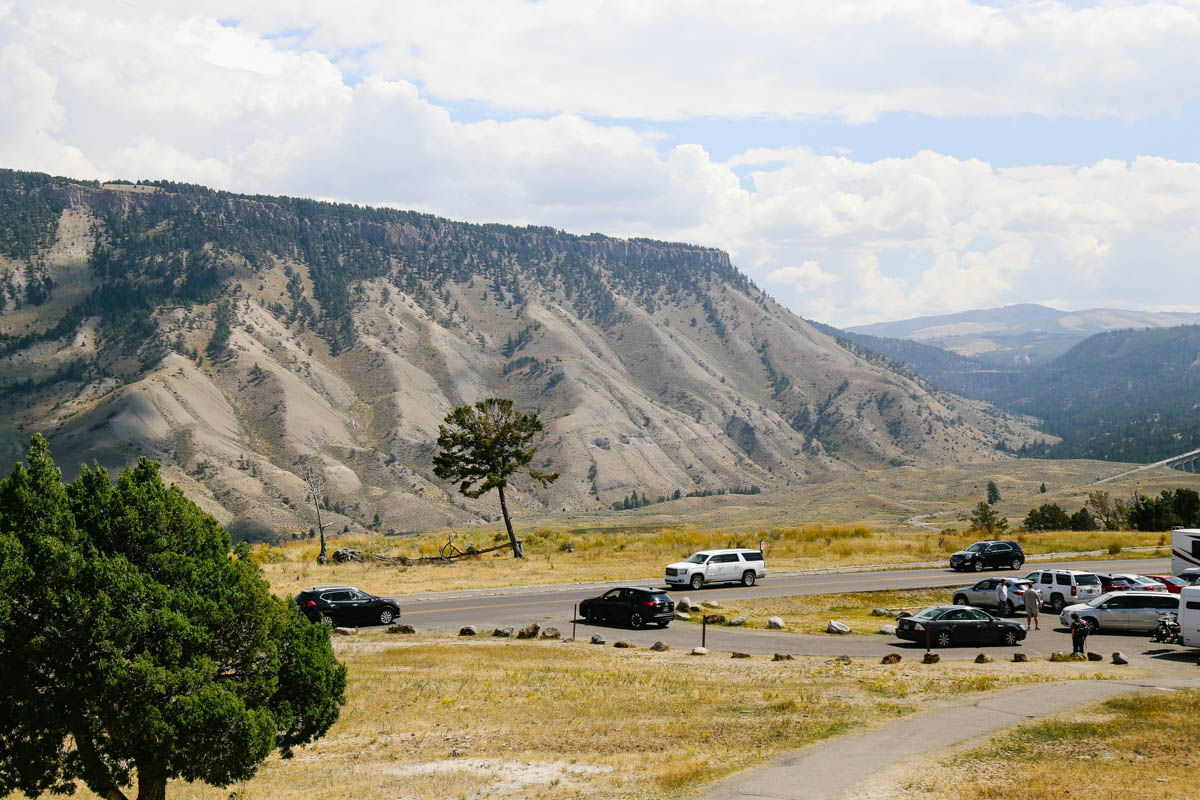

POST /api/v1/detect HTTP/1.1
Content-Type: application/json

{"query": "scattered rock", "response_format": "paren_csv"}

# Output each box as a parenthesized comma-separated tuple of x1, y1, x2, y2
(540, 627, 562, 640)
(492, 625, 514, 638)
(702, 600, 723, 609)
(878, 624, 897, 635)
(675, 611, 692, 621)
(834, 654, 852, 663)
(1112, 652, 1129, 665)
(691, 647, 709, 656)
(333, 627, 356, 636)
(593, 436, 611, 450)
(767, 616, 785, 630)
(450, 747, 468, 757)
(773, 653, 794, 661)
(922, 652, 941, 664)
(650, 641, 669, 651)
(1012, 652, 1029, 663)
(880, 653, 901, 664)
(826, 620, 851, 635)
(1086, 651, 1103, 662)
(730, 616, 748, 626)
(677, 597, 695, 612)
(974, 653, 993, 664)
(459, 626, 479, 636)
(387, 623, 417, 634)
(1051, 652, 1088, 662)
(590, 634, 606, 645)
(704, 614, 727, 624)
(870, 608, 891, 617)
(613, 640, 634, 649)
(517, 623, 540, 639)
(731, 652, 751, 659)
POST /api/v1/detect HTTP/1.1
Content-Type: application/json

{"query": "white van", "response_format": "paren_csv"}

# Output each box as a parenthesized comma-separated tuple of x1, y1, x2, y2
(1180, 586, 1200, 647)
(1172, 528, 1200, 575)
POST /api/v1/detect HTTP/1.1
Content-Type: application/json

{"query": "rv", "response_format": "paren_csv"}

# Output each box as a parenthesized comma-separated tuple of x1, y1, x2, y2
(1171, 528, 1200, 576)
(1179, 586, 1200, 647)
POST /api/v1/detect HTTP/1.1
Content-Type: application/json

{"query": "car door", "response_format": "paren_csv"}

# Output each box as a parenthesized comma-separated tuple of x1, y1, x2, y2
(713, 553, 738, 582)
(597, 588, 622, 620)
(970, 579, 997, 606)
(1096, 595, 1131, 629)
(350, 589, 379, 624)
(320, 590, 353, 624)
(985, 543, 1010, 568)
(964, 608, 994, 643)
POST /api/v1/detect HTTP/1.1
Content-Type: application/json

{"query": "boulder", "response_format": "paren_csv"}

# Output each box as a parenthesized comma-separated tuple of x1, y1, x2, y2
(590, 634, 606, 645)
(731, 652, 751, 659)
(826, 620, 852, 635)
(387, 624, 417, 634)
(881, 653, 902, 664)
(691, 646, 709, 656)
(974, 653, 994, 664)
(870, 608, 891, 617)
(333, 627, 356, 636)
(613, 640, 634, 649)
(1112, 652, 1129, 665)
(492, 625, 514, 638)
(650, 641, 669, 652)
(1012, 652, 1029, 663)
(459, 626, 479, 636)
(677, 596, 695, 612)
(1086, 651, 1103, 662)
(702, 600, 723, 609)
(540, 627, 562, 640)
(675, 611, 692, 621)
(834, 654, 852, 663)
(773, 653, 794, 661)
(729, 616, 748, 626)
(878, 625, 897, 636)
(704, 614, 727, 624)
(767, 616, 785, 630)
(517, 623, 540, 640)
(922, 652, 941, 664)
(1051, 652, 1087, 662)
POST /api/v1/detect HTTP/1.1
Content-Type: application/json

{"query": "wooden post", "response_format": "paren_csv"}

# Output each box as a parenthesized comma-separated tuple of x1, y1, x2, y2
(702, 614, 708, 648)
(572, 604, 577, 641)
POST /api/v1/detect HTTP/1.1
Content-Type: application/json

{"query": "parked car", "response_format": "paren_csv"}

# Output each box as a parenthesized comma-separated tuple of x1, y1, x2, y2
(664, 548, 767, 589)
(1180, 568, 1200, 584)
(1110, 574, 1168, 592)
(1060, 591, 1179, 633)
(1145, 575, 1192, 594)
(895, 605, 1026, 647)
(579, 587, 675, 629)
(1022, 569, 1103, 611)
(295, 585, 400, 627)
(1095, 573, 1136, 594)
(948, 540, 1025, 572)
(952, 578, 1034, 615)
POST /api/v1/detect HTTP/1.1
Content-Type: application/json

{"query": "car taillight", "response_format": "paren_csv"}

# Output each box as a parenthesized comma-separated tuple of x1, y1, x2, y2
(304, 600, 317, 607)
(1071, 586, 1077, 595)
(645, 600, 658, 607)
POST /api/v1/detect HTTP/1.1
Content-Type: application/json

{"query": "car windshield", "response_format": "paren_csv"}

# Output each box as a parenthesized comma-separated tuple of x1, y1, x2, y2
(686, 554, 709, 564)
(1087, 593, 1117, 607)
(965, 543, 987, 553)
(1076, 575, 1100, 585)
(913, 607, 944, 620)
(1160, 577, 1187, 586)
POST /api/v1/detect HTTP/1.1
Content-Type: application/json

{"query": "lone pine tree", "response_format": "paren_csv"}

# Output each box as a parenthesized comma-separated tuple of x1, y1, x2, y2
(0, 436, 346, 800)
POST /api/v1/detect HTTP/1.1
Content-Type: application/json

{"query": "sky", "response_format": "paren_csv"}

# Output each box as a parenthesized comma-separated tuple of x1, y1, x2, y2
(2, 0, 1199, 327)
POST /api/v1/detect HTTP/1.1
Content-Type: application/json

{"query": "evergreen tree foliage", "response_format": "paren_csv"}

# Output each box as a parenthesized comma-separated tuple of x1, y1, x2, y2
(1023, 503, 1070, 531)
(969, 501, 1008, 535)
(986, 481, 1001, 505)
(0, 435, 346, 800)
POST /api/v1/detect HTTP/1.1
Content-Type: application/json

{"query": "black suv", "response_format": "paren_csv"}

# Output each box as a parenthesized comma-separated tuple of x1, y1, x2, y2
(295, 585, 400, 627)
(579, 587, 675, 629)
(949, 540, 1025, 572)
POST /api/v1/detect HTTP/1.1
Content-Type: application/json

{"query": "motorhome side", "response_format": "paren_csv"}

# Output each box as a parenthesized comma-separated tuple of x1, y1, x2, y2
(1179, 586, 1200, 648)
(1172, 528, 1200, 575)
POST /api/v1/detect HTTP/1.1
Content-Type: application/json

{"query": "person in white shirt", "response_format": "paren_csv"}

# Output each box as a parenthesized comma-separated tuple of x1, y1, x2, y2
(995, 579, 1010, 615)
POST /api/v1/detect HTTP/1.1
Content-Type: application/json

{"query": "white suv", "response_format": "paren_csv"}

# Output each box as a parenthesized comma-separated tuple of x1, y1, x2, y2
(665, 549, 766, 589)
(1023, 569, 1103, 612)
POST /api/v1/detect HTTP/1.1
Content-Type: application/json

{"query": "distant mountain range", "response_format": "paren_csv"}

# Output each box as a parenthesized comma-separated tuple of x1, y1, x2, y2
(849, 303, 1200, 367)
(0, 169, 1042, 539)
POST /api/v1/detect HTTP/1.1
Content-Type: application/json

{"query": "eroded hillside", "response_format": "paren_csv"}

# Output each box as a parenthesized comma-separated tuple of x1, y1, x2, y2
(0, 170, 1046, 538)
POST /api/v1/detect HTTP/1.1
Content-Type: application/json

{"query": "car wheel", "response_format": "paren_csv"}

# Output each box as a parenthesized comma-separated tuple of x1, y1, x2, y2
(1085, 618, 1099, 634)
(1049, 594, 1065, 612)
(973, 560, 984, 572)
(935, 630, 953, 648)
(741, 571, 756, 587)
(379, 608, 395, 625)
(1004, 601, 1015, 617)
(320, 613, 335, 627)
(1011, 558, 1023, 570)
(629, 612, 644, 630)
(1002, 629, 1019, 646)
(690, 574, 704, 590)
(953, 594, 969, 606)
(585, 608, 595, 623)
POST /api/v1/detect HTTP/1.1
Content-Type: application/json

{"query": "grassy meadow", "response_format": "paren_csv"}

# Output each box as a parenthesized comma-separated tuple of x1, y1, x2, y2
(254, 524, 1169, 598)
(679, 587, 953, 634)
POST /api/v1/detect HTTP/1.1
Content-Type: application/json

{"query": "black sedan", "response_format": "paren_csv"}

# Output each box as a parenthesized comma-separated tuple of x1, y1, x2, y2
(295, 585, 400, 627)
(579, 587, 674, 629)
(895, 605, 1026, 648)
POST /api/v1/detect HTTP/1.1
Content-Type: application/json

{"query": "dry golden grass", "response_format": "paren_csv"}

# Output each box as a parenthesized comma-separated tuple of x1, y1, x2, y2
(877, 689, 1200, 800)
(24, 635, 1133, 800)
(254, 525, 1169, 598)
(682, 588, 954, 634)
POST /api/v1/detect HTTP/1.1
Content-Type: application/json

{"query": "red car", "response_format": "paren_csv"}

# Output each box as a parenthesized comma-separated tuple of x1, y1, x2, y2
(1145, 575, 1191, 595)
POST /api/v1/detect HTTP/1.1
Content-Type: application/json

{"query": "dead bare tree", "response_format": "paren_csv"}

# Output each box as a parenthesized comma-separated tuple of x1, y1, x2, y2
(298, 462, 334, 564)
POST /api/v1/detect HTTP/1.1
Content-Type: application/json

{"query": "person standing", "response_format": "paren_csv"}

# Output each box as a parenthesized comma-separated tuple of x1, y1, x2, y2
(994, 579, 1009, 616)
(1023, 582, 1042, 630)
(1070, 612, 1089, 655)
